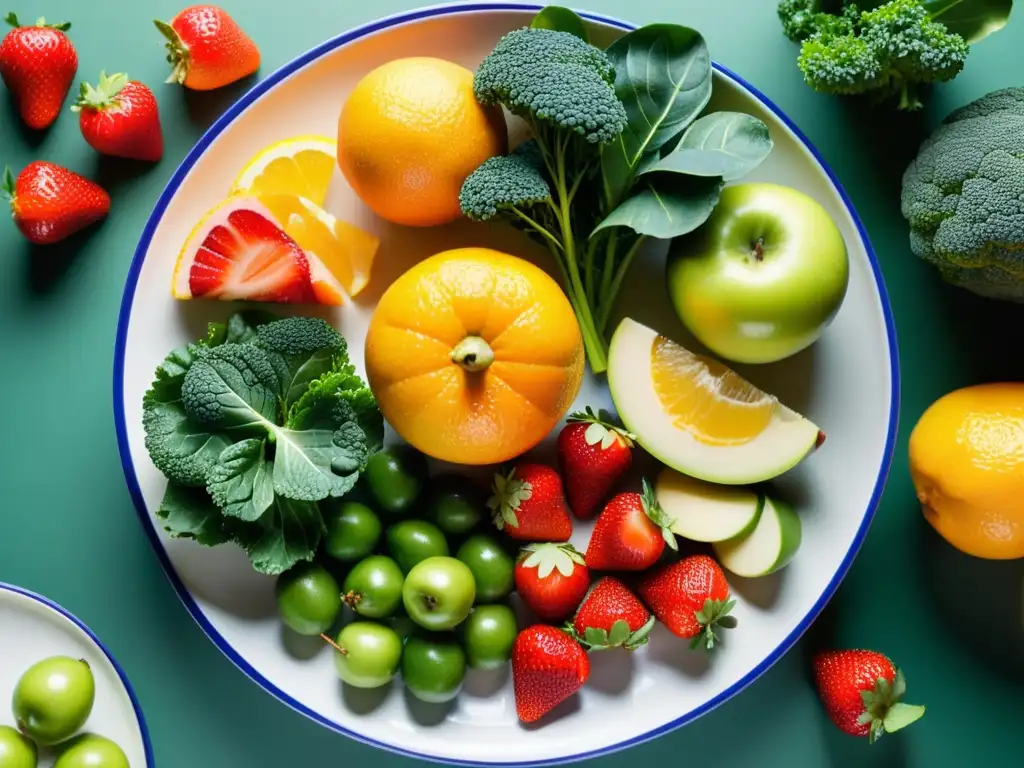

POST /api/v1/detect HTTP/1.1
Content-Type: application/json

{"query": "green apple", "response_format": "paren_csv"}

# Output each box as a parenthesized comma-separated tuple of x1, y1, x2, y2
(402, 556, 476, 631)
(655, 466, 763, 542)
(713, 495, 802, 577)
(666, 182, 849, 364)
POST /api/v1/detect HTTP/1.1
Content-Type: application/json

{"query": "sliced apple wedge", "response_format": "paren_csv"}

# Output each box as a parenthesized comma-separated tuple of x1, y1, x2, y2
(655, 467, 763, 543)
(713, 495, 802, 578)
(607, 317, 823, 485)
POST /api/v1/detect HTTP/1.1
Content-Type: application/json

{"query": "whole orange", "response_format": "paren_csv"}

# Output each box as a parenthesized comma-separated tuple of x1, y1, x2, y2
(365, 248, 585, 465)
(337, 57, 507, 227)
(909, 382, 1024, 560)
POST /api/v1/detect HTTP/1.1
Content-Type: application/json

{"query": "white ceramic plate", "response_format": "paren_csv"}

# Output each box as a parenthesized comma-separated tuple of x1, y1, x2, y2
(0, 583, 152, 767)
(113, 2, 898, 765)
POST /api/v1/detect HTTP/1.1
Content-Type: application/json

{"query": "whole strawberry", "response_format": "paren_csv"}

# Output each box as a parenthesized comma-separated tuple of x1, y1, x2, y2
(511, 625, 589, 724)
(557, 406, 634, 520)
(155, 5, 260, 91)
(585, 479, 676, 571)
(514, 542, 590, 623)
(813, 650, 925, 743)
(489, 464, 572, 542)
(71, 72, 163, 162)
(569, 576, 653, 651)
(0, 13, 77, 129)
(637, 554, 736, 650)
(3, 162, 110, 245)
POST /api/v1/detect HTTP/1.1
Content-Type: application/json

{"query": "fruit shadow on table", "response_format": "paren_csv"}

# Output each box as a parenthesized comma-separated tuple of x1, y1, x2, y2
(182, 74, 259, 130)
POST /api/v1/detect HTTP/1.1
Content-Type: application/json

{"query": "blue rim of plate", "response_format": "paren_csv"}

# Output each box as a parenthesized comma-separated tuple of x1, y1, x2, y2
(112, 2, 901, 765)
(0, 582, 155, 767)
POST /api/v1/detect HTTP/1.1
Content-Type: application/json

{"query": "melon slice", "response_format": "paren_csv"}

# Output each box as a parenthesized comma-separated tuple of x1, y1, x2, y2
(655, 467, 762, 542)
(713, 495, 802, 577)
(607, 317, 823, 485)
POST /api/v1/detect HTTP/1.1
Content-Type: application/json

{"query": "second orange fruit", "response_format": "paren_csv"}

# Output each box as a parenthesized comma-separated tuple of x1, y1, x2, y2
(337, 57, 507, 227)
(365, 248, 585, 465)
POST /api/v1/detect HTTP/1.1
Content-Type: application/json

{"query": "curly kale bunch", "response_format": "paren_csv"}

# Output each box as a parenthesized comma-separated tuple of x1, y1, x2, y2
(778, 0, 969, 110)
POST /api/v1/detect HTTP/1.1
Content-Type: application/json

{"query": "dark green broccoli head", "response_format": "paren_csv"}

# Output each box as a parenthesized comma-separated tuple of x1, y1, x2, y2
(254, 316, 344, 356)
(473, 26, 626, 144)
(901, 87, 1024, 300)
(779, 0, 859, 43)
(459, 140, 552, 221)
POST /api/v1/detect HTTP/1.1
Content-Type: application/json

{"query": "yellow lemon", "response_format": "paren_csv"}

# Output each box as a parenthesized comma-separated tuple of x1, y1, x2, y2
(231, 135, 337, 206)
(909, 382, 1024, 560)
(337, 57, 507, 227)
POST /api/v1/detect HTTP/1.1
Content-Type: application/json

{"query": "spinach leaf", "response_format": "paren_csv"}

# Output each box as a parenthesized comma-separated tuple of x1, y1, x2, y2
(142, 399, 231, 487)
(206, 438, 274, 521)
(640, 112, 773, 181)
(232, 497, 325, 575)
(924, 0, 1013, 44)
(226, 309, 279, 343)
(531, 5, 589, 41)
(602, 24, 712, 205)
(289, 365, 384, 454)
(594, 174, 723, 239)
(180, 344, 280, 431)
(156, 482, 230, 546)
(273, 398, 366, 501)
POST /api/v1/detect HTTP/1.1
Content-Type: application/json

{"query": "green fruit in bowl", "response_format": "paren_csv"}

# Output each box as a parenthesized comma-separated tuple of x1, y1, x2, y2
(387, 519, 449, 573)
(327, 622, 403, 688)
(606, 317, 822, 485)
(666, 182, 849, 365)
(403, 556, 476, 631)
(458, 604, 518, 669)
(324, 501, 382, 562)
(456, 534, 514, 602)
(12, 655, 95, 746)
(53, 734, 129, 768)
(0, 725, 36, 768)
(342, 555, 405, 618)
(275, 561, 341, 636)
(424, 475, 484, 535)
(365, 445, 429, 514)
(713, 494, 802, 577)
(401, 633, 467, 703)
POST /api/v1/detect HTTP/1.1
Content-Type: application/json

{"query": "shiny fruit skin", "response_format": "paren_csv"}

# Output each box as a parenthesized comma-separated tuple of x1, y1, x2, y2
(402, 556, 476, 631)
(12, 655, 95, 746)
(330, 622, 403, 688)
(342, 555, 405, 619)
(514, 543, 590, 623)
(73, 76, 163, 162)
(365, 248, 584, 466)
(585, 486, 675, 572)
(511, 625, 589, 724)
(401, 634, 467, 703)
(489, 464, 574, 543)
(5, 161, 110, 245)
(456, 534, 514, 603)
(0, 725, 36, 768)
(156, 5, 260, 91)
(571, 576, 652, 651)
(337, 57, 506, 227)
(53, 734, 129, 768)
(0, 16, 77, 130)
(459, 604, 518, 669)
(275, 561, 341, 636)
(364, 446, 428, 514)
(425, 476, 484, 536)
(557, 409, 634, 520)
(909, 382, 1024, 559)
(637, 554, 734, 649)
(324, 501, 382, 562)
(386, 520, 450, 574)
(666, 183, 849, 365)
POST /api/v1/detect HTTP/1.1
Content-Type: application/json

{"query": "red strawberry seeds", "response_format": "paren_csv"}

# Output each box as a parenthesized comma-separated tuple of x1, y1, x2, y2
(585, 479, 677, 571)
(0, 13, 78, 130)
(489, 464, 572, 542)
(3, 162, 110, 245)
(557, 406, 634, 520)
(570, 576, 653, 651)
(514, 542, 590, 623)
(512, 625, 589, 724)
(155, 5, 260, 91)
(637, 554, 736, 650)
(72, 72, 164, 162)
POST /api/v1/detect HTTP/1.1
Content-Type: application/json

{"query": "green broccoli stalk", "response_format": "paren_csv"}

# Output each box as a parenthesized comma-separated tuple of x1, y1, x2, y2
(778, 0, 969, 110)
(459, 27, 628, 374)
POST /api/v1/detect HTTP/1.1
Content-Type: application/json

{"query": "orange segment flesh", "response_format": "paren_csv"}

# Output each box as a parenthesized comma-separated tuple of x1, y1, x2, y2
(650, 335, 776, 446)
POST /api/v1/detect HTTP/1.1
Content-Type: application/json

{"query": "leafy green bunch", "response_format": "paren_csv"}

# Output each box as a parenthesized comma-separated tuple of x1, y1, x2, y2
(142, 311, 383, 575)
(777, 0, 1013, 110)
(459, 6, 774, 374)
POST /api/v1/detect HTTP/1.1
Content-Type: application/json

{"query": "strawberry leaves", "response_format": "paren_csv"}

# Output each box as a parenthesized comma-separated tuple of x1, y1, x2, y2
(689, 597, 737, 651)
(488, 467, 533, 530)
(519, 542, 585, 578)
(570, 614, 656, 651)
(567, 405, 635, 450)
(857, 668, 926, 744)
(5, 13, 71, 31)
(640, 477, 678, 551)
(71, 71, 129, 112)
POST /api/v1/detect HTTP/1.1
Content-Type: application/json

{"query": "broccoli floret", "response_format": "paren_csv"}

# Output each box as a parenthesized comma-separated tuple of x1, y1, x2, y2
(254, 316, 344, 356)
(901, 87, 1024, 301)
(459, 140, 552, 222)
(778, 0, 859, 43)
(785, 0, 969, 110)
(473, 27, 626, 144)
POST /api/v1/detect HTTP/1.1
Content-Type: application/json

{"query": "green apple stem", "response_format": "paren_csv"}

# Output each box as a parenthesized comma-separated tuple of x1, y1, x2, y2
(342, 590, 362, 609)
(320, 633, 348, 655)
(751, 237, 765, 262)
(423, 595, 439, 612)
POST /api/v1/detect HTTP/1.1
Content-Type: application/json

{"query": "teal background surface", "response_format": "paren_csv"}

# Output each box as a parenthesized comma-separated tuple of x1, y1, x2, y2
(1, 1, 1022, 765)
